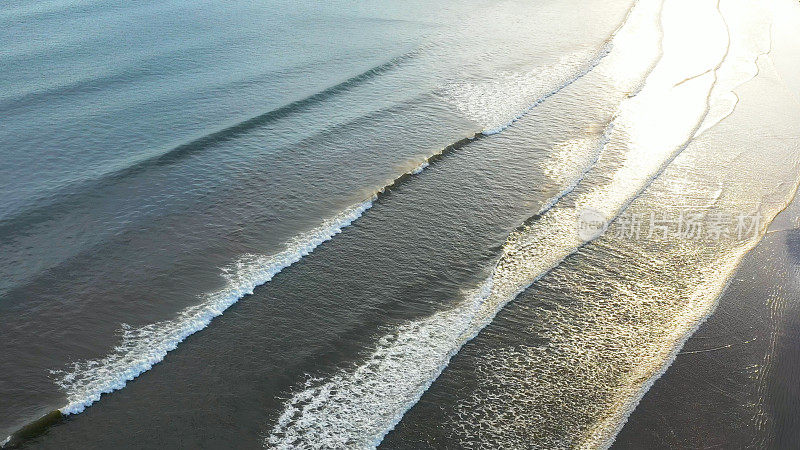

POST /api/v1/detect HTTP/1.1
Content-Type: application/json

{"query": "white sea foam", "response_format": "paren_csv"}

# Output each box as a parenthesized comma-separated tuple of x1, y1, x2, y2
(52, 198, 374, 415)
(266, 278, 496, 449)
(273, 0, 798, 447)
(410, 161, 429, 175)
(44, 0, 792, 444)
(262, 0, 739, 446)
(437, 0, 648, 137)
(538, 123, 614, 217)
(44, 3, 632, 423)
(266, 3, 798, 449)
(49, 146, 446, 416)
(441, 44, 612, 136)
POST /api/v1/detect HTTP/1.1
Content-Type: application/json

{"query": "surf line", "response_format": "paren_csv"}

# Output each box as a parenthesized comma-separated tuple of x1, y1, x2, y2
(264, 2, 748, 447)
(480, 0, 643, 136)
(10, 8, 635, 439)
(0, 132, 477, 450)
(9, 22, 610, 437)
(43, 12, 637, 420)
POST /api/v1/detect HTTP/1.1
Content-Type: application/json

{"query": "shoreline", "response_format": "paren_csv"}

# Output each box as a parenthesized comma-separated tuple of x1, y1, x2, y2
(611, 189, 800, 448)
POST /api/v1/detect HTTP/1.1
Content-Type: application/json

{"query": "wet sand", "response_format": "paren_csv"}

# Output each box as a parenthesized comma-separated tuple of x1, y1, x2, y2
(613, 196, 800, 448)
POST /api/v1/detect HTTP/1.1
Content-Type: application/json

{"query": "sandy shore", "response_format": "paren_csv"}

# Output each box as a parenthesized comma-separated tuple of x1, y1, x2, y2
(612, 192, 800, 448)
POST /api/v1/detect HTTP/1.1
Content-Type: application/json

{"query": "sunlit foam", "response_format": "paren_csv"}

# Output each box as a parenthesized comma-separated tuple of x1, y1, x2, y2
(48, 153, 447, 416)
(441, 46, 611, 135)
(262, 0, 799, 448)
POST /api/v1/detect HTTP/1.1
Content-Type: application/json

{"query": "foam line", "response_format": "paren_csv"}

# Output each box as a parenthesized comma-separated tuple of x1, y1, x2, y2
(263, 1, 743, 446)
(52, 198, 372, 415)
(479, 0, 642, 136)
(480, 42, 613, 136)
(44, 130, 482, 424)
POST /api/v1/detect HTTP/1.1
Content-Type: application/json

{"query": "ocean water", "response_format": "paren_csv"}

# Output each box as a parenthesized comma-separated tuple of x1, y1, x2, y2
(1, 0, 799, 448)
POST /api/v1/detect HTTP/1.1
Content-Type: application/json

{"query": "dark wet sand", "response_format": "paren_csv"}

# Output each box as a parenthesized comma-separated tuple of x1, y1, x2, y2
(613, 197, 800, 449)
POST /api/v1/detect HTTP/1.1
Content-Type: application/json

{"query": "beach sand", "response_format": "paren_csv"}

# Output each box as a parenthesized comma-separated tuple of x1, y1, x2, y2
(613, 193, 800, 448)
